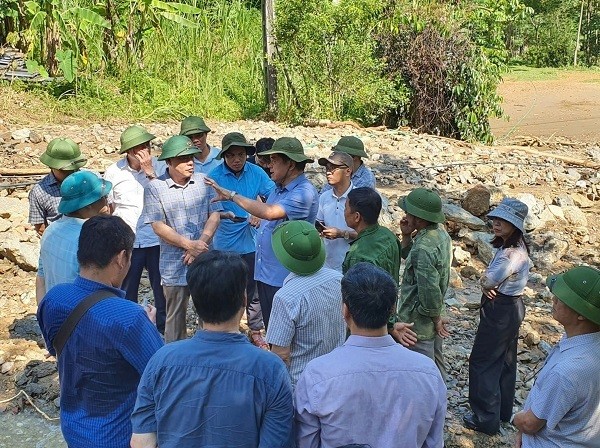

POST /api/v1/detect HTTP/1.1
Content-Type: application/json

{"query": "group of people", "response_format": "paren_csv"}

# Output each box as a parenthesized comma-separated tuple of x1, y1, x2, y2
(29, 117, 600, 448)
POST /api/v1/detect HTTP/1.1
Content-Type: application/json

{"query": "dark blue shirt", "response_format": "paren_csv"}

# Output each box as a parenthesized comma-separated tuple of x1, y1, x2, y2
(131, 331, 294, 447)
(37, 276, 164, 448)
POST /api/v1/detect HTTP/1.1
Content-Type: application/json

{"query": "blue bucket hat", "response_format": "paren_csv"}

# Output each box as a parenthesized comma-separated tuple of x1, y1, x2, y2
(58, 171, 112, 214)
(487, 198, 528, 233)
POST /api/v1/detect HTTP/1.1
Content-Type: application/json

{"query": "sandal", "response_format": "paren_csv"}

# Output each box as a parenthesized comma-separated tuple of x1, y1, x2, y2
(250, 330, 269, 350)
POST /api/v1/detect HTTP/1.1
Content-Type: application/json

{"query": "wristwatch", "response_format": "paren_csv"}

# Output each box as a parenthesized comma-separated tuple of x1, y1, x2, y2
(343, 230, 350, 241)
(228, 190, 237, 201)
(146, 172, 157, 179)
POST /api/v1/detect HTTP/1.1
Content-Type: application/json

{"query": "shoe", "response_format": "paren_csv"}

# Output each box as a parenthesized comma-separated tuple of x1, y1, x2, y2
(250, 330, 269, 350)
(462, 414, 498, 436)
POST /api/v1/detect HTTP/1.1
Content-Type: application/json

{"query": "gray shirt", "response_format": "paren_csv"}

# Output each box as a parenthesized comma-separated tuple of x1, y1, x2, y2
(266, 267, 346, 386)
(480, 242, 531, 296)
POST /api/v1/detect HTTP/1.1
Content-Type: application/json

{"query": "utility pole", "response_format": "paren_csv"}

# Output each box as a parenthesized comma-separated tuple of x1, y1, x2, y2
(262, 0, 278, 114)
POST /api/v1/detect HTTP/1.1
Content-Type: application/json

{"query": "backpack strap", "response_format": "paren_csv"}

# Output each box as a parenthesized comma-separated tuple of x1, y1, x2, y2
(53, 289, 115, 357)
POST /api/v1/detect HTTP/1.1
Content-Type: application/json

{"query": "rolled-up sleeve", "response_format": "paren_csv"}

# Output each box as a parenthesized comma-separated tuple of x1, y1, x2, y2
(414, 248, 443, 318)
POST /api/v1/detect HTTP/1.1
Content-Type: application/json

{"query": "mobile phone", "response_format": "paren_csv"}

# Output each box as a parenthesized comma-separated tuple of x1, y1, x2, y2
(315, 220, 325, 232)
(230, 216, 247, 223)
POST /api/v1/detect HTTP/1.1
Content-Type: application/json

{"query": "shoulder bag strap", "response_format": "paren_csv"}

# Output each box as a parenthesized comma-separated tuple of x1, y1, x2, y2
(53, 289, 115, 358)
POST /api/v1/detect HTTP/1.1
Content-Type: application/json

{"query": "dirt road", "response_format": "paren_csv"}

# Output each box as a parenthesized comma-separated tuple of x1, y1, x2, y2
(491, 70, 600, 143)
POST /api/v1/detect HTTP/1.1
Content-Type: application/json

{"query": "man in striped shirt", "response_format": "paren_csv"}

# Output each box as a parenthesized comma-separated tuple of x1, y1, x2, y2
(266, 221, 346, 386)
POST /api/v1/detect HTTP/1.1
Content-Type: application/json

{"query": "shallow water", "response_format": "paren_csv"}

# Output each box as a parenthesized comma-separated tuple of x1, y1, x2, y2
(0, 411, 65, 448)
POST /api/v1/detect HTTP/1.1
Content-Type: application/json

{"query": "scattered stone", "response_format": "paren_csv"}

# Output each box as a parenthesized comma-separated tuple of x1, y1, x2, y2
(11, 128, 30, 140)
(453, 246, 471, 266)
(460, 265, 480, 279)
(461, 184, 491, 216)
(562, 205, 588, 227)
(0, 235, 40, 271)
(1, 361, 14, 374)
(0, 197, 29, 221)
(28, 130, 43, 144)
(449, 268, 463, 288)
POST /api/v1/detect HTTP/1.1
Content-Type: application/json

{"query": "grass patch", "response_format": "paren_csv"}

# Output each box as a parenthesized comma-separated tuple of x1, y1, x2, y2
(503, 65, 600, 83)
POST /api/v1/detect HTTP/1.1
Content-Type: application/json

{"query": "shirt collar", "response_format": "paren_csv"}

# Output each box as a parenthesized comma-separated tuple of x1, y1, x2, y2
(558, 331, 600, 352)
(192, 330, 249, 344)
(194, 146, 219, 165)
(345, 334, 397, 348)
(48, 172, 59, 186)
(73, 275, 126, 298)
(331, 182, 353, 200)
(352, 163, 365, 178)
(277, 173, 306, 192)
(357, 223, 379, 238)
(165, 169, 195, 188)
(414, 223, 439, 241)
(223, 160, 249, 177)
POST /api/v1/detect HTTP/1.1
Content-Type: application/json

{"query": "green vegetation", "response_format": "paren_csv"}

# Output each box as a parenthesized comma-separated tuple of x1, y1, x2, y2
(0, 0, 598, 142)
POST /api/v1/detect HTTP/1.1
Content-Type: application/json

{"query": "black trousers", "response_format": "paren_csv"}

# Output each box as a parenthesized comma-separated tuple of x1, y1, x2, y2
(256, 281, 280, 330)
(121, 245, 166, 334)
(240, 252, 264, 331)
(468, 293, 525, 433)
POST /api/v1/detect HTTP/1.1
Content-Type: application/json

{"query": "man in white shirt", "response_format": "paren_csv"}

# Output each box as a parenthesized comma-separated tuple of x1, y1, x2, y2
(316, 151, 357, 271)
(104, 125, 167, 333)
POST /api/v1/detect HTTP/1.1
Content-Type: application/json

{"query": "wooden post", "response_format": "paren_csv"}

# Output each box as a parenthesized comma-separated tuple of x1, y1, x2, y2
(262, 0, 278, 114)
(574, 0, 585, 66)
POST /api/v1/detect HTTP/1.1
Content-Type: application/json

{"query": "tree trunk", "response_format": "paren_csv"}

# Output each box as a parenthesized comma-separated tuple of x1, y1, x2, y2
(574, 0, 585, 66)
(262, 0, 278, 115)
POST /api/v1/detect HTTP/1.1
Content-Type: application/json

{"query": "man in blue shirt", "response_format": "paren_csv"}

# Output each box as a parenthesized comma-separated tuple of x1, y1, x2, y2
(130, 251, 294, 448)
(179, 116, 222, 174)
(38, 215, 163, 448)
(205, 137, 318, 329)
(208, 132, 275, 348)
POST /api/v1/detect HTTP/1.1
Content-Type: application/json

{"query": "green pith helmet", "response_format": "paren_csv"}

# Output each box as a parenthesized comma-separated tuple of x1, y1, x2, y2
(217, 132, 255, 159)
(119, 125, 156, 154)
(272, 220, 325, 276)
(398, 188, 445, 224)
(260, 137, 314, 163)
(157, 135, 201, 161)
(40, 138, 87, 171)
(333, 136, 368, 158)
(179, 116, 211, 136)
(547, 266, 600, 326)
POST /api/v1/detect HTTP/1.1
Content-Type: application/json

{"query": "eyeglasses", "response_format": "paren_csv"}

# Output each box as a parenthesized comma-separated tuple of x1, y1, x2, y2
(325, 164, 346, 173)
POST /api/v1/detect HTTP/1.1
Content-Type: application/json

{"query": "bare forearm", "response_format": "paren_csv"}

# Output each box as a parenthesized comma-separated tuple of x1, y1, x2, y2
(513, 410, 546, 435)
(35, 276, 46, 305)
(200, 212, 220, 243)
(151, 222, 191, 250)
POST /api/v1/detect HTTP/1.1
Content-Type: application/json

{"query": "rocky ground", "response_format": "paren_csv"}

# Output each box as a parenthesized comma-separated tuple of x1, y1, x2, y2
(0, 118, 599, 447)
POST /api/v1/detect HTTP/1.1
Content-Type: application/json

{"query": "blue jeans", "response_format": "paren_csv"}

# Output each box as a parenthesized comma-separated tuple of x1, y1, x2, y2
(121, 245, 166, 334)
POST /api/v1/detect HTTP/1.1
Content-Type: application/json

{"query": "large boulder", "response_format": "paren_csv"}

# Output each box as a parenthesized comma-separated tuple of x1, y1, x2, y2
(461, 184, 491, 217)
(0, 197, 29, 222)
(443, 203, 486, 230)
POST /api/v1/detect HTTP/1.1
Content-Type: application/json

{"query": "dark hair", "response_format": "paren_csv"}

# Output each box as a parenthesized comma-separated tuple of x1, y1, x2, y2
(341, 263, 397, 329)
(347, 187, 381, 225)
(491, 219, 529, 253)
(255, 137, 275, 154)
(77, 215, 134, 268)
(186, 251, 248, 324)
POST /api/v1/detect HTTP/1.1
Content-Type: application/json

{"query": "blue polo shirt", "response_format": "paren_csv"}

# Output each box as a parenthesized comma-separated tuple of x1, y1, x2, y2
(37, 276, 164, 448)
(208, 162, 275, 254)
(255, 174, 319, 287)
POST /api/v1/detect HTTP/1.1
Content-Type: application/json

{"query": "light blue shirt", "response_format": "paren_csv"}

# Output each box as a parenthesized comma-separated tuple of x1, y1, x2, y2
(266, 268, 346, 386)
(144, 171, 222, 286)
(295, 335, 447, 448)
(38, 215, 84, 290)
(522, 332, 600, 448)
(316, 183, 354, 271)
(255, 174, 318, 287)
(193, 146, 222, 175)
(208, 162, 275, 254)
